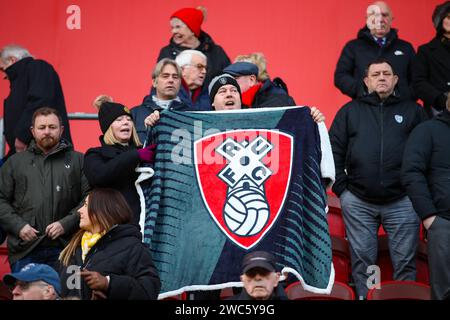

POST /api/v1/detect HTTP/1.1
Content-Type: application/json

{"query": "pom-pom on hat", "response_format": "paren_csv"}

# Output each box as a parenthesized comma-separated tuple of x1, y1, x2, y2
(98, 102, 131, 134)
(171, 7, 205, 37)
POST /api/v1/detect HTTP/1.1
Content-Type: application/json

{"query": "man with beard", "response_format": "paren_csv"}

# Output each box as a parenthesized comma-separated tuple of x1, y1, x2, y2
(0, 107, 89, 273)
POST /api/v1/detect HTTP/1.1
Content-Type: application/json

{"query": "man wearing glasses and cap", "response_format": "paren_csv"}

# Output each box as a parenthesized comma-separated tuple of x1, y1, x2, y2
(229, 251, 288, 300)
(3, 263, 61, 300)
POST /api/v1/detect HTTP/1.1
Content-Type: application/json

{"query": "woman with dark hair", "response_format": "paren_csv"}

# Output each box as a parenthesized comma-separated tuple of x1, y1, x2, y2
(413, 1, 450, 117)
(84, 100, 156, 227)
(59, 188, 160, 300)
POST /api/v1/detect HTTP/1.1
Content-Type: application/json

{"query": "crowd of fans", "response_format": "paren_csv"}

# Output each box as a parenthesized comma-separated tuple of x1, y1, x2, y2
(0, 1, 449, 300)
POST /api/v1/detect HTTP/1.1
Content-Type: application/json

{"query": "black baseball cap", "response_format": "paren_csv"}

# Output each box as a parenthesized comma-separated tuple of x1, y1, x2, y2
(242, 251, 277, 274)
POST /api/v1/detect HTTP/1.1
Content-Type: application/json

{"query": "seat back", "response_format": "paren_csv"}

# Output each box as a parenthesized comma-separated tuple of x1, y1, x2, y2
(285, 281, 355, 300)
(0, 245, 10, 280)
(331, 236, 351, 283)
(377, 236, 429, 284)
(367, 281, 431, 300)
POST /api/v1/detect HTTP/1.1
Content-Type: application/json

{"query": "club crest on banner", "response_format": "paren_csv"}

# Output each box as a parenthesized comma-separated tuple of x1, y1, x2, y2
(194, 130, 293, 249)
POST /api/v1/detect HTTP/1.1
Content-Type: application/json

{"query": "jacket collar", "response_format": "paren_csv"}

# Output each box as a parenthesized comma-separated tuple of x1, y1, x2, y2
(359, 91, 402, 106)
(27, 138, 71, 156)
(358, 27, 398, 47)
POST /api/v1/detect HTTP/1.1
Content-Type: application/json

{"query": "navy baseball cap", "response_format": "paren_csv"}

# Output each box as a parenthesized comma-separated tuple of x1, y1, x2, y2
(242, 251, 277, 274)
(224, 62, 259, 77)
(3, 263, 61, 295)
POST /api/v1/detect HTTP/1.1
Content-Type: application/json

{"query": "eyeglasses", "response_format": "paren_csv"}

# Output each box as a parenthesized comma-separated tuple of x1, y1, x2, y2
(186, 63, 207, 71)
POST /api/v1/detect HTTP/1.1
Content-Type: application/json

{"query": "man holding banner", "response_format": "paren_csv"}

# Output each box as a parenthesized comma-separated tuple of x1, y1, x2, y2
(141, 73, 335, 299)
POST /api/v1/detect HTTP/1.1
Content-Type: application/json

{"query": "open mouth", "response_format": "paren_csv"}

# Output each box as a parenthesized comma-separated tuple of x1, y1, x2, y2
(120, 128, 131, 133)
(225, 100, 235, 106)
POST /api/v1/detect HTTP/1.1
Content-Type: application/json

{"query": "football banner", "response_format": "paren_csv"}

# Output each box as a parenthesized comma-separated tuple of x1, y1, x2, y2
(142, 107, 334, 298)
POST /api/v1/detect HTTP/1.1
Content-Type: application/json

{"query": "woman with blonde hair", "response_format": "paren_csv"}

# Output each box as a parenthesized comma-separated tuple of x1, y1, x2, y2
(59, 188, 160, 300)
(83, 100, 156, 226)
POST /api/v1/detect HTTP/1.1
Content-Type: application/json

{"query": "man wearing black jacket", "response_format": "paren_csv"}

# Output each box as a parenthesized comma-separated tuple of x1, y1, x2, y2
(0, 45, 72, 159)
(334, 1, 415, 100)
(330, 59, 427, 299)
(402, 95, 450, 300)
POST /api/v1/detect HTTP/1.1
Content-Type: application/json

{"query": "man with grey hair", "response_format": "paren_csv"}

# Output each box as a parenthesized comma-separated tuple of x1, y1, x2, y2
(175, 49, 212, 111)
(131, 58, 188, 144)
(0, 44, 72, 159)
(334, 1, 416, 100)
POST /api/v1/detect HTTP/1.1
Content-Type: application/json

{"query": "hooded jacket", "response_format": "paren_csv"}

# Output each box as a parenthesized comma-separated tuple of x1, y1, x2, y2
(83, 140, 142, 225)
(60, 224, 161, 300)
(412, 36, 450, 115)
(334, 28, 416, 99)
(0, 140, 89, 264)
(251, 79, 296, 108)
(330, 92, 427, 204)
(402, 109, 450, 221)
(3, 57, 72, 157)
(157, 31, 231, 87)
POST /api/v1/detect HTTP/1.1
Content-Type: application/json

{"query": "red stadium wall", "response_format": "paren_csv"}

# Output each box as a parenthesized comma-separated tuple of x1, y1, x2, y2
(0, 0, 442, 153)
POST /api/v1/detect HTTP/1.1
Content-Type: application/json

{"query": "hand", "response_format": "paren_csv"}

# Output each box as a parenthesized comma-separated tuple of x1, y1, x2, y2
(91, 290, 108, 300)
(310, 106, 325, 123)
(45, 222, 65, 240)
(423, 215, 436, 230)
(14, 138, 28, 152)
(80, 270, 109, 291)
(137, 144, 156, 163)
(144, 110, 160, 127)
(19, 224, 39, 242)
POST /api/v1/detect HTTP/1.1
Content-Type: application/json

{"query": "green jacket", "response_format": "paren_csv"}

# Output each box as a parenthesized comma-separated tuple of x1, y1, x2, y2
(0, 140, 90, 264)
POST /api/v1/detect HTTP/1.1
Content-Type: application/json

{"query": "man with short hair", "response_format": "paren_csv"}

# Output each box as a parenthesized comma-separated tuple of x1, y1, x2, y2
(229, 251, 288, 300)
(330, 59, 428, 299)
(3, 263, 61, 300)
(131, 58, 188, 143)
(334, 1, 415, 99)
(402, 94, 450, 300)
(223, 62, 296, 108)
(175, 49, 212, 110)
(0, 107, 89, 272)
(0, 44, 72, 158)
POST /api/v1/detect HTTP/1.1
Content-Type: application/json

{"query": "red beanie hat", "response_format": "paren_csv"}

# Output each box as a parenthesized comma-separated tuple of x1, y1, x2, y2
(171, 7, 204, 37)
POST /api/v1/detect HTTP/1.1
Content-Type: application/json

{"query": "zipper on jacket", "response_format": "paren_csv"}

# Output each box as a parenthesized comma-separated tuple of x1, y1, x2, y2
(379, 102, 384, 187)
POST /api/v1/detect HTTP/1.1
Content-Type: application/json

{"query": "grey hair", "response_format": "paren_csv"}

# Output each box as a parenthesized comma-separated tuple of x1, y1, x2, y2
(175, 49, 207, 68)
(0, 44, 33, 62)
(152, 58, 182, 80)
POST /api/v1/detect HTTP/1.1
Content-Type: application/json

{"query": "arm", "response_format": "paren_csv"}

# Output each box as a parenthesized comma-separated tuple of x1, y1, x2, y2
(83, 148, 140, 187)
(107, 243, 161, 300)
(334, 44, 358, 98)
(329, 107, 349, 197)
(412, 46, 446, 110)
(0, 161, 29, 236)
(401, 124, 436, 221)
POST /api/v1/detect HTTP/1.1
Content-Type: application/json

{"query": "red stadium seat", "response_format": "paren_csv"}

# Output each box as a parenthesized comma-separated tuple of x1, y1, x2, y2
(160, 292, 187, 300)
(331, 235, 351, 283)
(377, 236, 429, 284)
(220, 287, 235, 300)
(367, 281, 431, 300)
(327, 193, 346, 238)
(0, 244, 11, 281)
(285, 280, 355, 300)
(0, 281, 12, 300)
